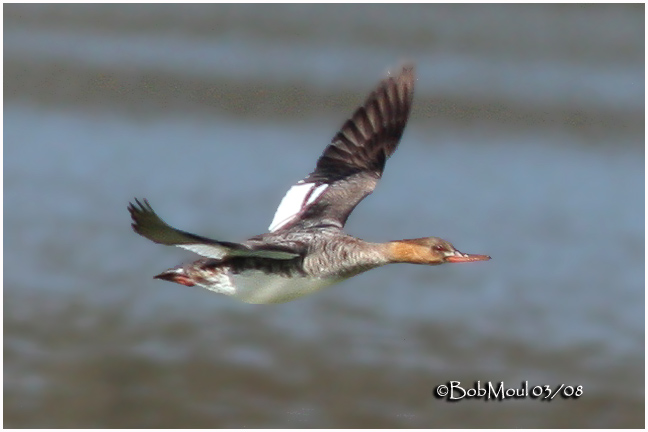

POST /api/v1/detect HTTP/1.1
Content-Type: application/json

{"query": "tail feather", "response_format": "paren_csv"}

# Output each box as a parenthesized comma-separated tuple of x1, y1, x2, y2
(154, 268, 195, 287)
(153, 262, 235, 296)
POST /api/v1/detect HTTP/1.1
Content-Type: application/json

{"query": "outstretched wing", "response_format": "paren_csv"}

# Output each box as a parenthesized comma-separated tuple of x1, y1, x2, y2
(129, 199, 299, 260)
(268, 65, 415, 232)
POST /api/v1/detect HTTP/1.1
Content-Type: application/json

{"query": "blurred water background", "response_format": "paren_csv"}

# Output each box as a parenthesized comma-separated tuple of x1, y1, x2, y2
(4, 4, 644, 428)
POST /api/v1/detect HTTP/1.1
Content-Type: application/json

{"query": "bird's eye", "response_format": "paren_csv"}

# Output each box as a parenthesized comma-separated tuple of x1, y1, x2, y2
(433, 244, 445, 252)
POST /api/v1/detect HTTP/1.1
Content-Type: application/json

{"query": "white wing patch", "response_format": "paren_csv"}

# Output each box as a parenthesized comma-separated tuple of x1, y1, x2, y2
(177, 244, 229, 259)
(268, 182, 328, 232)
(177, 244, 299, 260)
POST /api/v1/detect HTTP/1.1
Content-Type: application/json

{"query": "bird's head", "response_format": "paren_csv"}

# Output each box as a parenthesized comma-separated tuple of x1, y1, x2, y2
(387, 237, 491, 265)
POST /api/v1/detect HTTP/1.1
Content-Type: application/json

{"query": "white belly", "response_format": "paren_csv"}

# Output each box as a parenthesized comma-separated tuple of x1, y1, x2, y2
(229, 271, 340, 304)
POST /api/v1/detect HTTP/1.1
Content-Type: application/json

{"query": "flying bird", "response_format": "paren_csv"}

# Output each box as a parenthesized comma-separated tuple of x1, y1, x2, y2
(129, 65, 490, 304)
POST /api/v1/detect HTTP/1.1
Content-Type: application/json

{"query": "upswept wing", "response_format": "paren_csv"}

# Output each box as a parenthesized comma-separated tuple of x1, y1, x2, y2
(269, 65, 415, 232)
(129, 199, 299, 260)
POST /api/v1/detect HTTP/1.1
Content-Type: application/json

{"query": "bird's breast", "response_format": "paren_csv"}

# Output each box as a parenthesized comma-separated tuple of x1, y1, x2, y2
(230, 271, 340, 304)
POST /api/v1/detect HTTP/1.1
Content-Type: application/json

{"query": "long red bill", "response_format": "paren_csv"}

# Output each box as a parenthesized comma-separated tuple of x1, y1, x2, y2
(445, 253, 491, 263)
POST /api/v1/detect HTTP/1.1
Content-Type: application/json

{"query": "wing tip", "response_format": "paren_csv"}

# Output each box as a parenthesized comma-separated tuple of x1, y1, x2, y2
(394, 62, 415, 78)
(128, 197, 158, 236)
(386, 63, 416, 87)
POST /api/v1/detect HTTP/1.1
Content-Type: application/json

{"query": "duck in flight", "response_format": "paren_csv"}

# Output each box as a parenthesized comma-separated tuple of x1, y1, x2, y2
(129, 65, 490, 304)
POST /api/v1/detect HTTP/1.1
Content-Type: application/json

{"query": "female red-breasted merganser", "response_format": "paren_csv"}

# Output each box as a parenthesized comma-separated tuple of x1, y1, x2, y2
(129, 65, 490, 304)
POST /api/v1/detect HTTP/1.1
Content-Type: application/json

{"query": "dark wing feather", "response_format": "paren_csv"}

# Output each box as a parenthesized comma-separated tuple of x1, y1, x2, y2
(269, 65, 415, 231)
(308, 65, 414, 183)
(129, 199, 299, 259)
